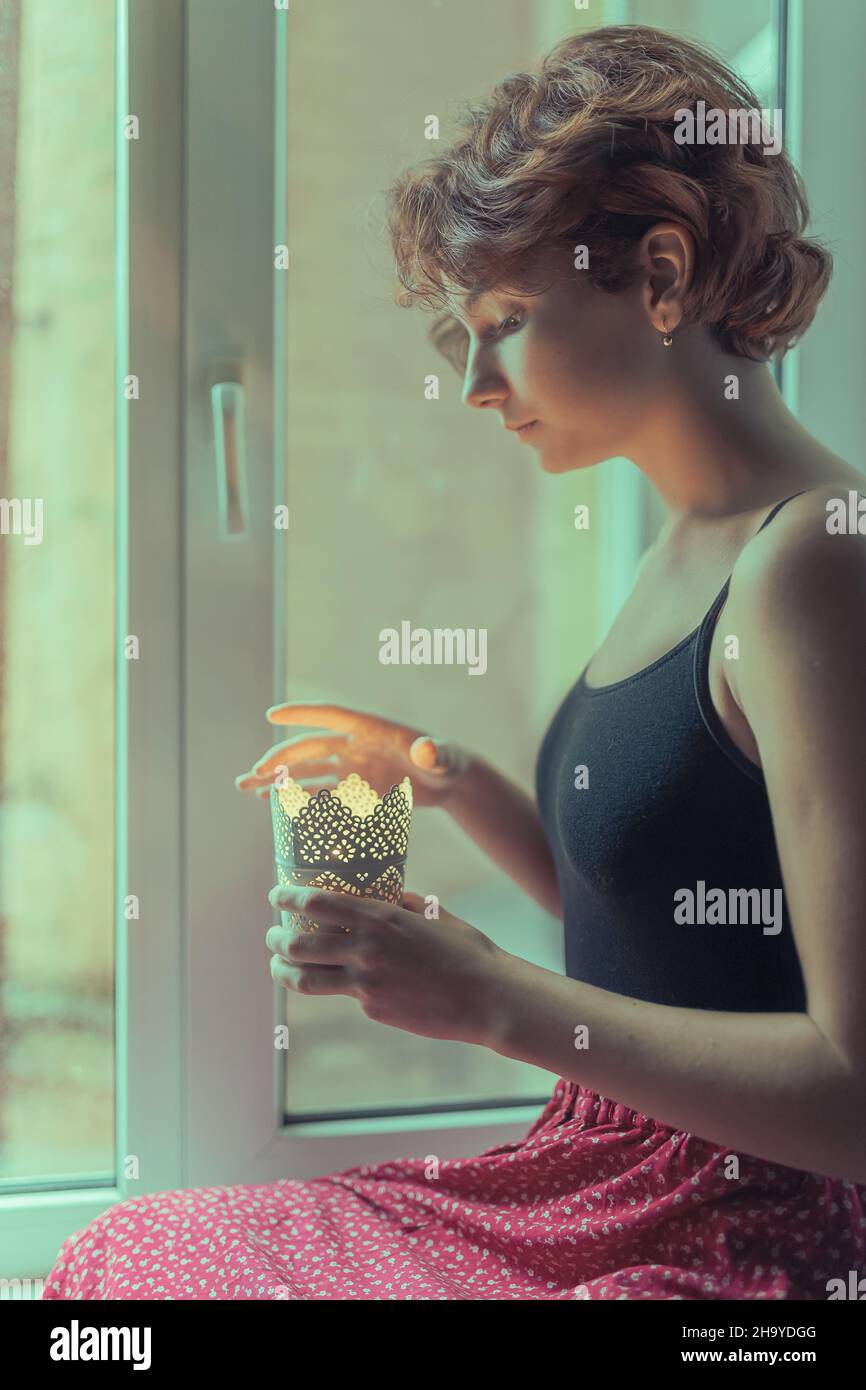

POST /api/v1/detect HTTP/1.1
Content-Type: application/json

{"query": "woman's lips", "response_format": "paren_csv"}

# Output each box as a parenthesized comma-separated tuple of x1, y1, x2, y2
(516, 420, 539, 438)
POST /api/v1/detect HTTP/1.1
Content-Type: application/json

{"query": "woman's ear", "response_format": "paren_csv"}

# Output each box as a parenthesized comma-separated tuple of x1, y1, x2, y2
(637, 221, 695, 335)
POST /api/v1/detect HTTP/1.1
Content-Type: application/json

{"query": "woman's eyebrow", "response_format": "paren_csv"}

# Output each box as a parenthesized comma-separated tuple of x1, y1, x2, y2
(451, 290, 522, 324)
(462, 290, 486, 315)
(443, 292, 483, 326)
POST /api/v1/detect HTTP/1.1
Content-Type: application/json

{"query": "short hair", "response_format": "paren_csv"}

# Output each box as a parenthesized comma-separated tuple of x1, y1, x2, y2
(386, 24, 831, 369)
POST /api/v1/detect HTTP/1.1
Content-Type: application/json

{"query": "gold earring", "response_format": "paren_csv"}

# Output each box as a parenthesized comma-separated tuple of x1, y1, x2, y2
(661, 318, 673, 347)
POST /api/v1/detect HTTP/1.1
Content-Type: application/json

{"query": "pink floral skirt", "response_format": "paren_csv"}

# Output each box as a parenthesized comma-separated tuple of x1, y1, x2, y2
(43, 1078, 866, 1300)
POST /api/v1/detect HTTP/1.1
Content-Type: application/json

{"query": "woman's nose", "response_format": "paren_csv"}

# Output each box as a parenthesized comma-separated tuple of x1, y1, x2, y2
(462, 373, 507, 411)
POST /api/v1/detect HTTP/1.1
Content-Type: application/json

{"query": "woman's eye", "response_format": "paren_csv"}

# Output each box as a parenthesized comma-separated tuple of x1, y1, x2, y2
(479, 311, 523, 345)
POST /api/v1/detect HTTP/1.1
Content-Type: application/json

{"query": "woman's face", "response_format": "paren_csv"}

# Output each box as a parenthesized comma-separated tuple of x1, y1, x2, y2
(449, 244, 673, 474)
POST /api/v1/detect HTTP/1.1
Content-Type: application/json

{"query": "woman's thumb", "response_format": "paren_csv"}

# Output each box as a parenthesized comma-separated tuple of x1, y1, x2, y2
(401, 889, 428, 914)
(410, 735, 463, 777)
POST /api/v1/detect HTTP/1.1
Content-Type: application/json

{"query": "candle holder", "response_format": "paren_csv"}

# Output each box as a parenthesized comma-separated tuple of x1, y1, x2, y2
(270, 772, 414, 932)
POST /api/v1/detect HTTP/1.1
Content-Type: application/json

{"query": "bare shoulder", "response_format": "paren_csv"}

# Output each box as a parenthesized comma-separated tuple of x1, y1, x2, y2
(731, 483, 866, 593)
(724, 482, 866, 702)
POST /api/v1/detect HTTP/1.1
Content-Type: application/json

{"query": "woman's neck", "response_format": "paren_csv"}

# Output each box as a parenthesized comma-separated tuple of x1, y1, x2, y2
(623, 351, 852, 522)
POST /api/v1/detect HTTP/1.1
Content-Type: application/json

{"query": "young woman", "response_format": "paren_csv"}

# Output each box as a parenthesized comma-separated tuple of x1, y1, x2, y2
(45, 25, 866, 1301)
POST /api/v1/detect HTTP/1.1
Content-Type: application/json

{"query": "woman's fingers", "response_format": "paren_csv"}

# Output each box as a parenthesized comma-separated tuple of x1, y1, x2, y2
(400, 889, 428, 914)
(266, 924, 355, 960)
(241, 772, 343, 806)
(234, 738, 345, 791)
(236, 760, 341, 796)
(265, 702, 379, 731)
(269, 956, 349, 995)
(252, 735, 349, 779)
(255, 783, 342, 800)
(287, 761, 342, 783)
(267, 917, 359, 995)
(269, 885, 383, 929)
(234, 770, 272, 792)
(409, 736, 468, 779)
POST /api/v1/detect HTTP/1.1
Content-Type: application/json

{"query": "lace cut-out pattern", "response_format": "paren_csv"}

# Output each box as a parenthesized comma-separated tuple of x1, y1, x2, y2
(270, 773, 413, 931)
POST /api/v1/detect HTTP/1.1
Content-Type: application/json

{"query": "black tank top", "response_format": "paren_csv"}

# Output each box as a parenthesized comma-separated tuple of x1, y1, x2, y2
(534, 491, 812, 1013)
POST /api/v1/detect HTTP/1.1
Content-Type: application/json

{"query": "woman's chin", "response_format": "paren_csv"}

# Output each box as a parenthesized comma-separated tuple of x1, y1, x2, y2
(537, 440, 609, 474)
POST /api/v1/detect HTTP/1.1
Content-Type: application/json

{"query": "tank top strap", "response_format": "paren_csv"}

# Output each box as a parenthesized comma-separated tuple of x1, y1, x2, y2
(754, 488, 814, 534)
(692, 488, 815, 782)
(698, 487, 815, 633)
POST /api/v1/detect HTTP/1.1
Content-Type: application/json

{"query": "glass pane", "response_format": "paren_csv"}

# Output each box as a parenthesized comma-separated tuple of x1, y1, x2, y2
(279, 0, 565, 1118)
(278, 0, 779, 1118)
(634, 1, 778, 104)
(0, 0, 115, 1184)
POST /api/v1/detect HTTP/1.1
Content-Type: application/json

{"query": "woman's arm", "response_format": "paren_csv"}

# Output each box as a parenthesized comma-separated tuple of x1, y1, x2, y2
(485, 499, 866, 1185)
(486, 959, 865, 1183)
(442, 749, 562, 919)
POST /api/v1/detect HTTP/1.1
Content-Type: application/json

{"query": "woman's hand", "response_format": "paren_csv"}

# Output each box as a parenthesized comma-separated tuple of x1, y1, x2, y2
(265, 885, 509, 1046)
(235, 702, 469, 809)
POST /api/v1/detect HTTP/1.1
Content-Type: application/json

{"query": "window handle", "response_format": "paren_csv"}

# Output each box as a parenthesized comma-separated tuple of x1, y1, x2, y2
(210, 381, 250, 539)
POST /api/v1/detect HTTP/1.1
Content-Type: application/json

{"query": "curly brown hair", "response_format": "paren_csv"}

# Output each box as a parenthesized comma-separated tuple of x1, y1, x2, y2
(386, 24, 831, 367)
